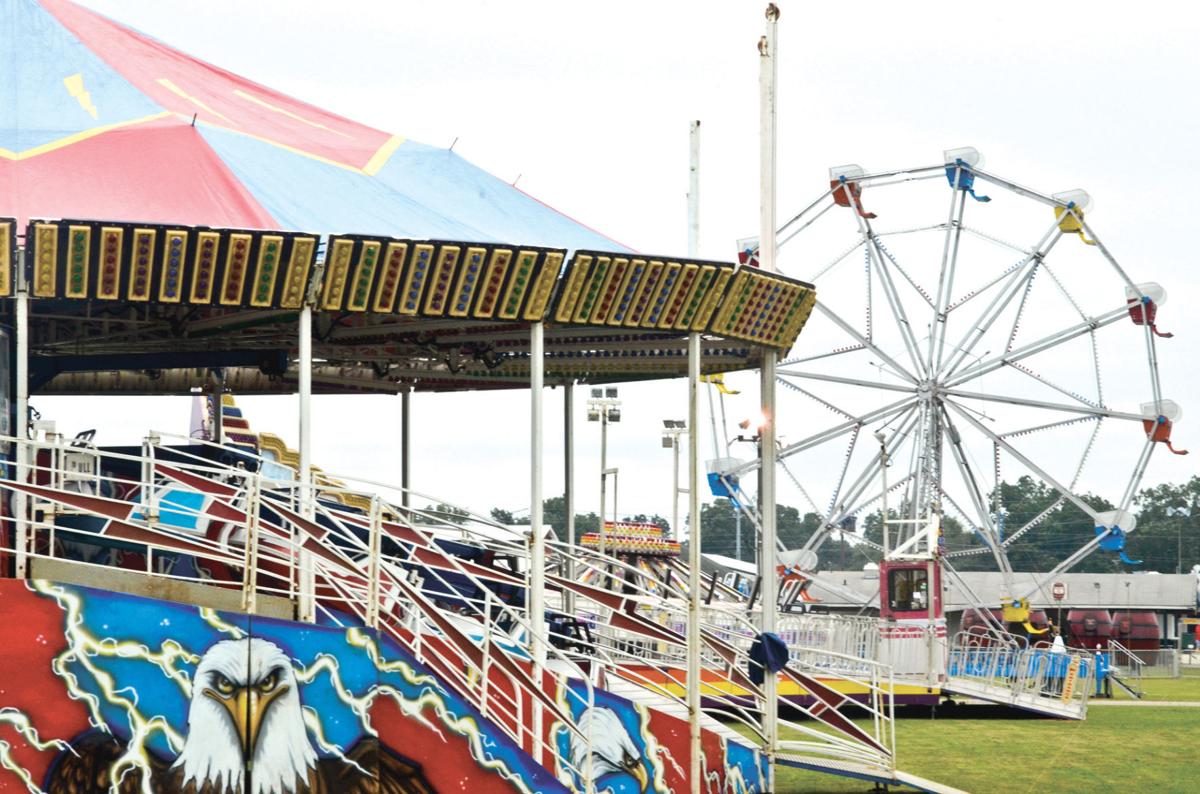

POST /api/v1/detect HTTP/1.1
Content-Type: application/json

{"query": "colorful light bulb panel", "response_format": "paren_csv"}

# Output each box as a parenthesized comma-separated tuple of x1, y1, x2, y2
(0, 218, 13, 297)
(552, 251, 737, 332)
(422, 244, 461, 315)
(65, 225, 92, 299)
(128, 228, 156, 301)
(449, 246, 488, 318)
(23, 220, 319, 309)
(709, 267, 816, 350)
(373, 241, 408, 313)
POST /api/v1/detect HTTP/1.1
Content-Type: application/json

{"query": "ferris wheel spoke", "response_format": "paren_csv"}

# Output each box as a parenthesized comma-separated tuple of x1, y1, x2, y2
(812, 300, 918, 384)
(937, 218, 1064, 380)
(941, 388, 1143, 422)
(798, 406, 923, 554)
(938, 406, 1012, 575)
(861, 228, 930, 379)
(929, 166, 968, 375)
(1143, 321, 1164, 412)
(779, 200, 836, 250)
(1019, 532, 1114, 601)
(999, 413, 1098, 441)
(777, 368, 917, 396)
(1004, 362, 1103, 410)
(780, 344, 867, 367)
(766, 394, 919, 472)
(943, 398, 1101, 523)
(958, 224, 1033, 256)
(778, 458, 824, 517)
(806, 240, 865, 283)
(868, 235, 935, 310)
(945, 304, 1129, 389)
(1035, 260, 1088, 324)
(1118, 436, 1155, 514)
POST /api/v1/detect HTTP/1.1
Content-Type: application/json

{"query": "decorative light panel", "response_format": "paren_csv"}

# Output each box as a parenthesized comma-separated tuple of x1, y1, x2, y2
(449, 245, 488, 318)
(0, 218, 13, 297)
(423, 244, 460, 315)
(26, 220, 317, 308)
(709, 267, 816, 350)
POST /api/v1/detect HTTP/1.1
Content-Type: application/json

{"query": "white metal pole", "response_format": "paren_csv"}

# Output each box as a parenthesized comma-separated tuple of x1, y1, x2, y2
(298, 304, 315, 622)
(686, 117, 703, 793)
(687, 332, 702, 792)
(14, 286, 29, 579)
(564, 382, 576, 615)
(599, 412, 607, 557)
(672, 437, 680, 541)
(401, 389, 411, 510)
(529, 321, 546, 767)
(758, 6, 780, 789)
(529, 322, 546, 663)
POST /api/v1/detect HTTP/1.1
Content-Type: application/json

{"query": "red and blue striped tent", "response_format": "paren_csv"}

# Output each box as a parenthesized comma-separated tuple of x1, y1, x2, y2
(0, 0, 624, 249)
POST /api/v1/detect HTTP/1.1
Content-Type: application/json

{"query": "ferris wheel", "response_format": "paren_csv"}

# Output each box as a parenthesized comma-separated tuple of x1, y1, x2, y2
(759, 147, 1185, 595)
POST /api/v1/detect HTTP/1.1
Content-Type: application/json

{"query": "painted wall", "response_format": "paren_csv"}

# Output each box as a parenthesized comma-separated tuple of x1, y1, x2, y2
(0, 579, 766, 793)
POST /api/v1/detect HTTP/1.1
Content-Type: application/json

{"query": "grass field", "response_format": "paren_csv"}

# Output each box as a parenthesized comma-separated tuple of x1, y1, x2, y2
(1109, 670, 1200, 701)
(738, 676, 1200, 794)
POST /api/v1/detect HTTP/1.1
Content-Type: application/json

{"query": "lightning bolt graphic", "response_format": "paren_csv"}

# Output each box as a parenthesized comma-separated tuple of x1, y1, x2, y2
(632, 701, 677, 793)
(346, 628, 543, 794)
(0, 707, 79, 793)
(30, 580, 198, 794)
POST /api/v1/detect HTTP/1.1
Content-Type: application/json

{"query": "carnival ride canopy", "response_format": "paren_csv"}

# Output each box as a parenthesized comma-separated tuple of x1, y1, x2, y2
(0, 0, 817, 394)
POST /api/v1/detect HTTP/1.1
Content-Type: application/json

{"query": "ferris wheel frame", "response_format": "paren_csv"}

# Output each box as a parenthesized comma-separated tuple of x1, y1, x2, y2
(722, 153, 1179, 604)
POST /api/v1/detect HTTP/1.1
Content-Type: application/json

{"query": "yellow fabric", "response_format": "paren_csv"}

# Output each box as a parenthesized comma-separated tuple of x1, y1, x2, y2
(700, 373, 740, 395)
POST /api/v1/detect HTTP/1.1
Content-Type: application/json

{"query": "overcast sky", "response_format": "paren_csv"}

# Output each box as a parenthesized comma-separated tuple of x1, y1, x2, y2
(43, 0, 1199, 538)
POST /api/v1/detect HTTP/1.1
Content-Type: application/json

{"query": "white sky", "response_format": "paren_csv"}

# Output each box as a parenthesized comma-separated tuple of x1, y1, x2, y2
(42, 0, 1199, 533)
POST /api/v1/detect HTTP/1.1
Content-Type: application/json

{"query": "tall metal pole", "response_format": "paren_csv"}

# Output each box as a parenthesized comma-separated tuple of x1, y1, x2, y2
(672, 437, 680, 540)
(529, 323, 546, 664)
(564, 382, 576, 615)
(529, 322, 546, 766)
(686, 117, 703, 792)
(298, 304, 315, 622)
(599, 411, 608, 556)
(757, 6, 780, 789)
(14, 286, 29, 579)
(401, 389, 411, 510)
(687, 333, 702, 791)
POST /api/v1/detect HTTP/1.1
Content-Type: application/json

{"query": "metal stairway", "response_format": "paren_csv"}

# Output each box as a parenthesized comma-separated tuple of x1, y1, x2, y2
(945, 634, 1094, 719)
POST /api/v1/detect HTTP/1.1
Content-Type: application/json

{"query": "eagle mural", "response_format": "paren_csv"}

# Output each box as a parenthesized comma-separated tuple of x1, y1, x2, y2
(570, 707, 650, 793)
(44, 638, 434, 794)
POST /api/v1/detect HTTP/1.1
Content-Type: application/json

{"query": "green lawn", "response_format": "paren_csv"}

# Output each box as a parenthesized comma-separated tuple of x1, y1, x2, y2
(1109, 670, 1200, 701)
(742, 704, 1200, 793)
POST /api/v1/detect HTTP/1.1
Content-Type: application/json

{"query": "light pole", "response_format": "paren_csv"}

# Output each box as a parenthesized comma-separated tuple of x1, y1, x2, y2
(662, 419, 687, 539)
(588, 387, 621, 556)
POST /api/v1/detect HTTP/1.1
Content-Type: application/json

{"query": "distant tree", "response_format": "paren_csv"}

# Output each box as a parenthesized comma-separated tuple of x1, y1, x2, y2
(422, 502, 469, 524)
(490, 507, 525, 525)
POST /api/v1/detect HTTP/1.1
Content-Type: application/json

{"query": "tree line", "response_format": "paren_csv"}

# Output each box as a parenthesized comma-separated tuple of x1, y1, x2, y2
(478, 475, 1200, 574)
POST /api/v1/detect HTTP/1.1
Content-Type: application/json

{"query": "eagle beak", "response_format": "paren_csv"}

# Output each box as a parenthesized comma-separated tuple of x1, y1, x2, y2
(624, 755, 649, 793)
(205, 683, 288, 759)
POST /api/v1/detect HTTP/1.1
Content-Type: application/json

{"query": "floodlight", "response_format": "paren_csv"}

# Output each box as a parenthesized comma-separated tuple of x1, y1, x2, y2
(607, 408, 621, 422)
(661, 437, 673, 448)
(591, 388, 603, 398)
(587, 408, 600, 422)
(606, 388, 618, 398)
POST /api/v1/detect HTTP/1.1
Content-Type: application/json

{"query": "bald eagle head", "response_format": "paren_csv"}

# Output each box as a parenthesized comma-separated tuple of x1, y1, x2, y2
(172, 638, 316, 794)
(572, 706, 650, 792)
